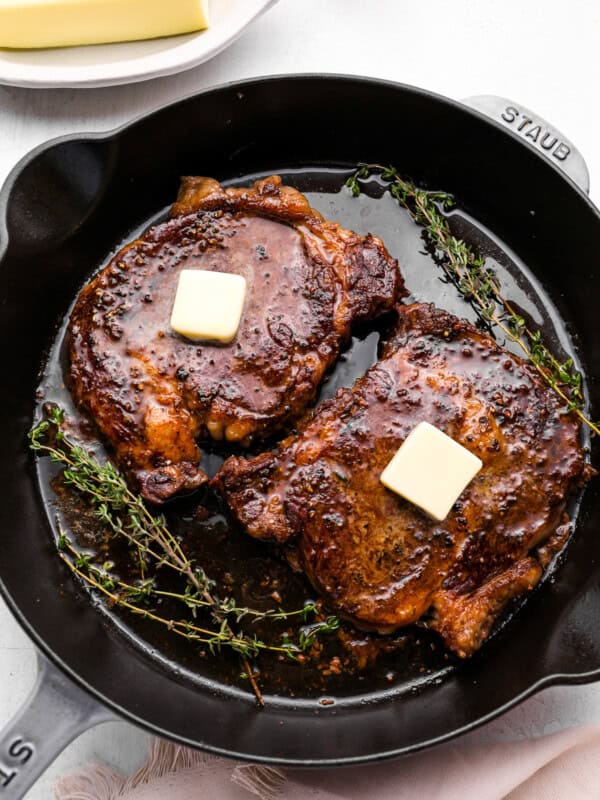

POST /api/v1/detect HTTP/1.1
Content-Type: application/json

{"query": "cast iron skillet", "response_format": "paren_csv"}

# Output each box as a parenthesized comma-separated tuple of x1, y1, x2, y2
(0, 75, 599, 798)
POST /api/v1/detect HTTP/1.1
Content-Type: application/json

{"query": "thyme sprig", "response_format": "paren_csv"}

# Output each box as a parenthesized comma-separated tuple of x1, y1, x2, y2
(59, 534, 340, 660)
(61, 536, 297, 657)
(61, 535, 319, 628)
(29, 407, 340, 704)
(346, 163, 598, 436)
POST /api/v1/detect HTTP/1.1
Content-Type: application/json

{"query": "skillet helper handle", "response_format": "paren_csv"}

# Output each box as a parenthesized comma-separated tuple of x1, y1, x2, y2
(0, 652, 114, 799)
(462, 95, 590, 194)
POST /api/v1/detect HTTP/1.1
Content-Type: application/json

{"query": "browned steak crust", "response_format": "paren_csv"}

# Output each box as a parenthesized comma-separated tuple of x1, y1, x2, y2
(213, 303, 593, 657)
(68, 176, 402, 503)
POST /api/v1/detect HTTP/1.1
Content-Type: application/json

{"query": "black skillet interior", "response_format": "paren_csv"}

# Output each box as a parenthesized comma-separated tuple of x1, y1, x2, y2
(0, 76, 599, 765)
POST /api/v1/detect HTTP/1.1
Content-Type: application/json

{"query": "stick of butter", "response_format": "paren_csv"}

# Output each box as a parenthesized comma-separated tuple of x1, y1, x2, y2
(0, 0, 209, 49)
(380, 421, 483, 522)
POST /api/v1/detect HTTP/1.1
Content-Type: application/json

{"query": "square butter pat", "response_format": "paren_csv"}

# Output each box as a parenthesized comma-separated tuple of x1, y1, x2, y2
(380, 421, 482, 522)
(170, 270, 247, 344)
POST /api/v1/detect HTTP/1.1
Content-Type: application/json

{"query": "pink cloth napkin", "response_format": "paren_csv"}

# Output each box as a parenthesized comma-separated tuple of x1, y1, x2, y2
(54, 725, 600, 800)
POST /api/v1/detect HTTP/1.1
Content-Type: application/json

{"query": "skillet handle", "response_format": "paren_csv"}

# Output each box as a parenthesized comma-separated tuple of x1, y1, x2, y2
(0, 652, 115, 799)
(462, 95, 590, 194)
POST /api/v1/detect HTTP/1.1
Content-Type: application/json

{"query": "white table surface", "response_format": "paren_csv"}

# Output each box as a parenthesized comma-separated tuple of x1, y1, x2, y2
(2, 0, 600, 796)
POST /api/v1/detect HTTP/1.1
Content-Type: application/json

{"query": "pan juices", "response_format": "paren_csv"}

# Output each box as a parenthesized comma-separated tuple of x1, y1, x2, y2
(0, 0, 209, 49)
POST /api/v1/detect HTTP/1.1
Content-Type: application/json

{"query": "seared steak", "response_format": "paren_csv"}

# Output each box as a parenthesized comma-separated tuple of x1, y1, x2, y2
(214, 303, 592, 657)
(69, 176, 401, 503)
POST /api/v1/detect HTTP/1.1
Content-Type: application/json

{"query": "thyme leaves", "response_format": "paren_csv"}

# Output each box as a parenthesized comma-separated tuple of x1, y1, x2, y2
(29, 407, 340, 704)
(346, 163, 598, 436)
